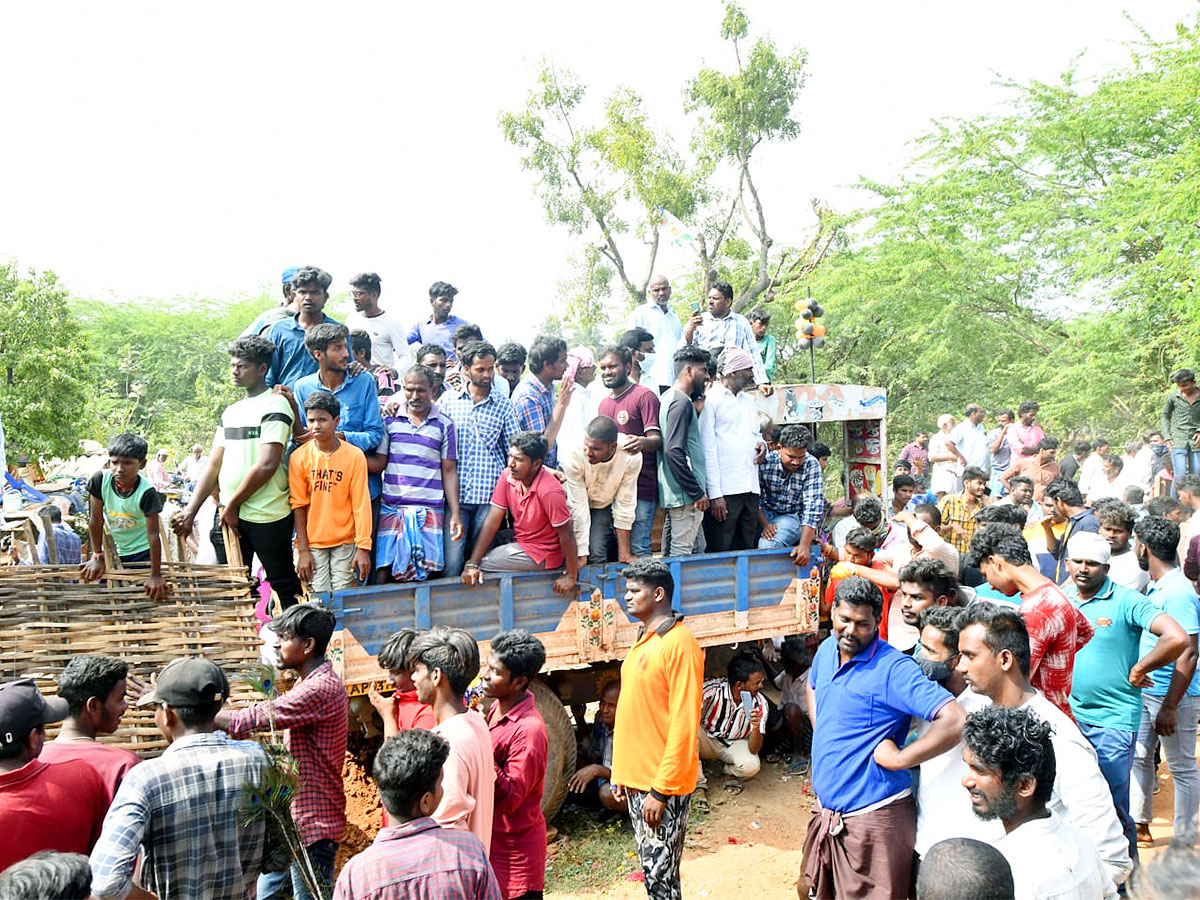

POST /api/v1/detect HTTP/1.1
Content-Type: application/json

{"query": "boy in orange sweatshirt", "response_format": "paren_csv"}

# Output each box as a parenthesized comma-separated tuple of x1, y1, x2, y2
(288, 390, 373, 592)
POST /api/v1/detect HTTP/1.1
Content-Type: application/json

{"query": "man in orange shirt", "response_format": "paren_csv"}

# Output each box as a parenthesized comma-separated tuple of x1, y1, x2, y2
(610, 559, 704, 900)
(288, 390, 373, 592)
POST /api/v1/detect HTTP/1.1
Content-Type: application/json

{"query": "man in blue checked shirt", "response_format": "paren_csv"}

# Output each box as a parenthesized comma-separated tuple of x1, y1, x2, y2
(440, 339, 522, 577)
(36, 504, 82, 565)
(757, 424, 824, 567)
(90, 658, 269, 900)
(511, 335, 571, 469)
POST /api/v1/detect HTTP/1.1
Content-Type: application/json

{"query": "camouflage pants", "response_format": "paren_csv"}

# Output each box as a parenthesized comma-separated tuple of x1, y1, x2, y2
(626, 790, 692, 900)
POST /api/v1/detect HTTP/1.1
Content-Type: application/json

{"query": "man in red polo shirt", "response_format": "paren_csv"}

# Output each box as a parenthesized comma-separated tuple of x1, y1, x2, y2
(462, 431, 580, 595)
(0, 679, 109, 871)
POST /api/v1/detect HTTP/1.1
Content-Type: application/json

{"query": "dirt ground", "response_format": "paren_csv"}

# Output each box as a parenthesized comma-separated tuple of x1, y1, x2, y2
(335, 743, 1195, 898)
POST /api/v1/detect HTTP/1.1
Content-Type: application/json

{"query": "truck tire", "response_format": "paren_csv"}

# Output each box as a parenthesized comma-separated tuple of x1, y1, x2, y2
(531, 678, 576, 823)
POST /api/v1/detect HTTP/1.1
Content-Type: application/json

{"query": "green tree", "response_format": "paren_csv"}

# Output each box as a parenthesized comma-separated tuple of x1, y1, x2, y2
(0, 263, 93, 460)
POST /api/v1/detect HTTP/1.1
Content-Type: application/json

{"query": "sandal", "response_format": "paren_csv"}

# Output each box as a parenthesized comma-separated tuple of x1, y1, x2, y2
(722, 779, 745, 796)
(693, 787, 710, 813)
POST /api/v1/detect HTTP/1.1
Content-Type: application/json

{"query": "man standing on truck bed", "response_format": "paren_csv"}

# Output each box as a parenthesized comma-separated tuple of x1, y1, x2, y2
(610, 559, 704, 900)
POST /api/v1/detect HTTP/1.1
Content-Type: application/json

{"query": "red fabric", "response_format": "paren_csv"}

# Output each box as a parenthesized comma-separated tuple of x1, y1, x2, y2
(39, 739, 140, 807)
(391, 690, 436, 732)
(486, 692, 548, 897)
(0, 758, 108, 870)
(490, 467, 571, 567)
(1019, 582, 1095, 721)
(227, 661, 349, 845)
(824, 563, 893, 644)
(599, 383, 661, 502)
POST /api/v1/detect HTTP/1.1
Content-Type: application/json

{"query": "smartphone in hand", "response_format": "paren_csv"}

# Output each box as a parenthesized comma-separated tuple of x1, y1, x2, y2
(740, 690, 754, 719)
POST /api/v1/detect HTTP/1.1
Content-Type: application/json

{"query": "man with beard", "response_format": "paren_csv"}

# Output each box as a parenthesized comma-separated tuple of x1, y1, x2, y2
(800, 577, 965, 899)
(1128, 515, 1200, 848)
(658, 346, 710, 557)
(955, 602, 1131, 891)
(911, 606, 997, 863)
(756, 424, 824, 567)
(344, 272, 414, 374)
(961, 706, 1108, 900)
(598, 345, 662, 558)
(891, 558, 960, 654)
(440, 341, 522, 577)
(938, 465, 990, 560)
(1061, 531, 1187, 860)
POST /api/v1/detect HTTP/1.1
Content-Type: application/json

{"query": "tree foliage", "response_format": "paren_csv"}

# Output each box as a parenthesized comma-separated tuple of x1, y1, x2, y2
(767, 13, 1200, 447)
(0, 263, 93, 460)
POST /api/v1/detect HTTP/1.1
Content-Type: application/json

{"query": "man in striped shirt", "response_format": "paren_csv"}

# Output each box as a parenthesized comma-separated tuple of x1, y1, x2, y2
(373, 365, 461, 581)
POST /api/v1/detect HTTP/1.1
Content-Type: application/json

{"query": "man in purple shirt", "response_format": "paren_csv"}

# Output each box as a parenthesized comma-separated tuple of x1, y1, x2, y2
(332, 729, 500, 900)
(406, 281, 472, 363)
(898, 431, 930, 477)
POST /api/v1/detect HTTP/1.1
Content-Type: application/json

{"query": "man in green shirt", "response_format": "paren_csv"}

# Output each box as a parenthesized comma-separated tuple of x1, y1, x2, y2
(1162, 368, 1200, 496)
(749, 309, 777, 383)
(171, 335, 302, 608)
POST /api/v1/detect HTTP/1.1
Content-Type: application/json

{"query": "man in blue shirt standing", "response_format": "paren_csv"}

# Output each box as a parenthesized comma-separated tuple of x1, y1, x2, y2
(801, 577, 965, 899)
(1128, 516, 1200, 848)
(265, 266, 341, 389)
(406, 281, 471, 363)
(1062, 531, 1188, 860)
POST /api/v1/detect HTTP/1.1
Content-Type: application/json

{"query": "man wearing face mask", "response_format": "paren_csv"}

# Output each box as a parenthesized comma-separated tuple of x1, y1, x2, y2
(911, 606, 999, 862)
(1061, 531, 1188, 861)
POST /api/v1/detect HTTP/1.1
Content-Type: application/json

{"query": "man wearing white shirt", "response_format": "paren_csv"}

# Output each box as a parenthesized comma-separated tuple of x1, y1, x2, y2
(1095, 500, 1150, 593)
(962, 705, 1111, 900)
(956, 602, 1132, 893)
(1077, 439, 1111, 501)
(628, 274, 684, 394)
(699, 348, 765, 552)
(345, 272, 414, 374)
(946, 405, 990, 473)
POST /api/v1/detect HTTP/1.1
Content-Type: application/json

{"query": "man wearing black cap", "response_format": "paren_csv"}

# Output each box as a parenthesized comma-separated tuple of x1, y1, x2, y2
(90, 658, 270, 900)
(0, 679, 108, 871)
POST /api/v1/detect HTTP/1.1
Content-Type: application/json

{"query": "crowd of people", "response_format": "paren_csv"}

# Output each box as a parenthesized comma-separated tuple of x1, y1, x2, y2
(5, 263, 1200, 899)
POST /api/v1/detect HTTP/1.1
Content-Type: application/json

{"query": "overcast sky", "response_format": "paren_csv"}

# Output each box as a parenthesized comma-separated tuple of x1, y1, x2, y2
(1, 1, 1193, 344)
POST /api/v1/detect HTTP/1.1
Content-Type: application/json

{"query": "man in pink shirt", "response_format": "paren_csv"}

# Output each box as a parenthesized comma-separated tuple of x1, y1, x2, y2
(462, 431, 579, 595)
(1005, 401, 1045, 459)
(409, 627, 496, 856)
(41, 655, 139, 808)
(483, 629, 549, 900)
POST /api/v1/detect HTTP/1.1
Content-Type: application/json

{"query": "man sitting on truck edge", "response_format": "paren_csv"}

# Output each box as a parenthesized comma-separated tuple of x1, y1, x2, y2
(610, 559, 704, 900)
(220, 604, 348, 900)
(757, 423, 823, 567)
(369, 628, 435, 739)
(462, 430, 580, 595)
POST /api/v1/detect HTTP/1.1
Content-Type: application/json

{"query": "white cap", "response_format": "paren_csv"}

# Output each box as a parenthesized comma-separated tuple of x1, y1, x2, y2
(1067, 532, 1111, 565)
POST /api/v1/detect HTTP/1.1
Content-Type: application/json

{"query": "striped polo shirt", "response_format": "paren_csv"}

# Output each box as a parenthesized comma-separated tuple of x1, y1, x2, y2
(379, 407, 457, 508)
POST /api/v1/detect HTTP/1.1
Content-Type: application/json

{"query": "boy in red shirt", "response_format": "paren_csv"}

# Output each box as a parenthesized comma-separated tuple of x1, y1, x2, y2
(483, 629, 550, 900)
(288, 390, 373, 593)
(41, 655, 139, 808)
(368, 628, 435, 737)
(823, 526, 896, 643)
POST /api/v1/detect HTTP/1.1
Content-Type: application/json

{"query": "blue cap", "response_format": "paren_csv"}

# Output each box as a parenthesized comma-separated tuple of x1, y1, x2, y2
(282, 266, 299, 285)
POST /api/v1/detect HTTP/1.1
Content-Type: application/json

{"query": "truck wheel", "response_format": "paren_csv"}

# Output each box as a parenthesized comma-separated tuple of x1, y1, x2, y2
(531, 678, 576, 822)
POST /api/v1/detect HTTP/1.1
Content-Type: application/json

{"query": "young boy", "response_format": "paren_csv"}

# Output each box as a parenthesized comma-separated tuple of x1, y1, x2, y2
(220, 604, 348, 900)
(80, 433, 165, 600)
(41, 656, 140, 808)
(367, 628, 435, 738)
(332, 729, 500, 900)
(822, 526, 895, 641)
(483, 629, 549, 900)
(288, 390, 373, 592)
(767, 636, 812, 774)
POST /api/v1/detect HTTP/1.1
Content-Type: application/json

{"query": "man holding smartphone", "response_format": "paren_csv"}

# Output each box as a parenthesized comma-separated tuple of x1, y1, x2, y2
(696, 652, 769, 799)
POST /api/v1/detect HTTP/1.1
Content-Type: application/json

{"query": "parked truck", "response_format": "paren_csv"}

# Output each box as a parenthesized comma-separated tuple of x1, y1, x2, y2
(326, 383, 886, 819)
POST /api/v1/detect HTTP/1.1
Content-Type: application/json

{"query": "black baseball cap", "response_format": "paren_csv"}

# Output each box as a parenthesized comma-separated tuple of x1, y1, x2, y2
(0, 680, 69, 751)
(136, 658, 229, 708)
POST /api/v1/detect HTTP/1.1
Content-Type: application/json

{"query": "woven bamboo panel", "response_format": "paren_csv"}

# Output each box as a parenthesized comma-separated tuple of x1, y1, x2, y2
(0, 559, 263, 756)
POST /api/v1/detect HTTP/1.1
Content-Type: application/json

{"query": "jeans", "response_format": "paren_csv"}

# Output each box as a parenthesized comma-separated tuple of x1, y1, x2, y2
(442, 502, 492, 577)
(1130, 693, 1199, 845)
(631, 498, 657, 558)
(1171, 448, 1200, 497)
(757, 511, 804, 550)
(588, 506, 616, 563)
(227, 512, 302, 609)
(257, 838, 337, 900)
(1080, 721, 1137, 861)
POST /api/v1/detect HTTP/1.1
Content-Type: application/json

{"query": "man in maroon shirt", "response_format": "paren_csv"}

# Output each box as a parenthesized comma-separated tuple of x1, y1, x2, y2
(483, 629, 550, 900)
(41, 656, 140, 809)
(219, 604, 348, 900)
(0, 680, 108, 871)
(598, 345, 662, 558)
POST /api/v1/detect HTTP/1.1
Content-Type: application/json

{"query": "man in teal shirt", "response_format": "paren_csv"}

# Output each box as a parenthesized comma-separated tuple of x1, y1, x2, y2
(749, 309, 776, 383)
(1127, 516, 1200, 848)
(1063, 531, 1187, 859)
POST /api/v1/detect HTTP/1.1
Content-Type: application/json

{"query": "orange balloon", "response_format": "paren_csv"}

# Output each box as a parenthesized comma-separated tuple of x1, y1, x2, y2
(812, 322, 827, 337)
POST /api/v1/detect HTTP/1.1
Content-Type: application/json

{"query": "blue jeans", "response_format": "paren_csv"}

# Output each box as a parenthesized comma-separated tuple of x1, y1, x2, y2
(1130, 693, 1200, 845)
(257, 839, 337, 900)
(442, 502, 492, 577)
(1171, 448, 1200, 497)
(631, 498, 656, 558)
(1080, 721, 1137, 861)
(757, 512, 804, 549)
